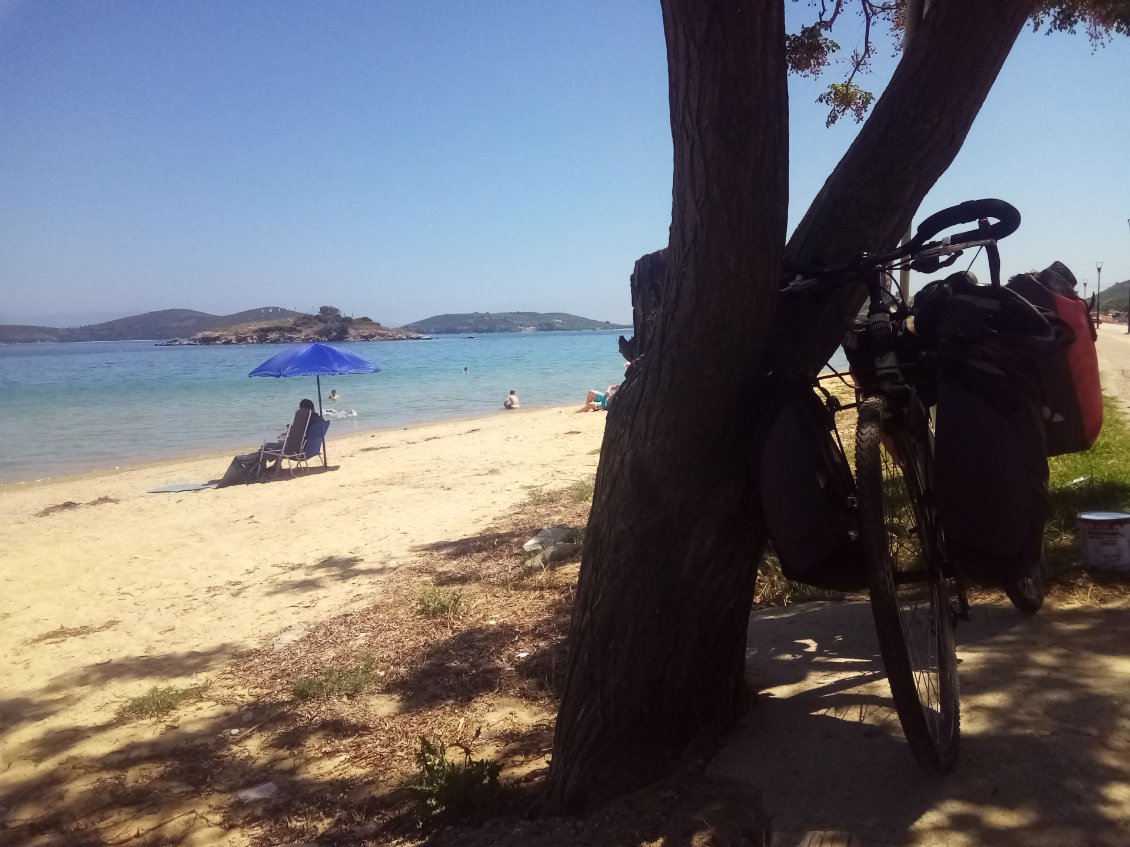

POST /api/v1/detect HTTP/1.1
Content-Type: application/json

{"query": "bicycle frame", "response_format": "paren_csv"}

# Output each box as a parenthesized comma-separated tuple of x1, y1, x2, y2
(851, 265, 970, 617)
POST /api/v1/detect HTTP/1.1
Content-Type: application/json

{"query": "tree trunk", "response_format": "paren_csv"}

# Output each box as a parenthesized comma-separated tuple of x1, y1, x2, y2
(545, 0, 1035, 814)
(618, 249, 666, 363)
(543, 0, 788, 812)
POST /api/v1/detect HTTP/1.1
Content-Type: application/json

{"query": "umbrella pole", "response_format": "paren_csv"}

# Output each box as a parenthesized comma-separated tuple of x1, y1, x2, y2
(316, 375, 328, 467)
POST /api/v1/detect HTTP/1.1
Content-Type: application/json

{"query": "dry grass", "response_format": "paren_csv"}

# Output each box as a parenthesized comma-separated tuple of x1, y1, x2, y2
(118, 683, 212, 721)
(192, 480, 596, 843)
(27, 619, 120, 645)
(35, 495, 120, 517)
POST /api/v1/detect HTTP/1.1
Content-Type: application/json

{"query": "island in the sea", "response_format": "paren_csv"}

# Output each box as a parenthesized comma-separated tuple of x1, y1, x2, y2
(159, 306, 427, 345)
(1, 307, 629, 344)
(403, 311, 629, 335)
(0, 306, 424, 345)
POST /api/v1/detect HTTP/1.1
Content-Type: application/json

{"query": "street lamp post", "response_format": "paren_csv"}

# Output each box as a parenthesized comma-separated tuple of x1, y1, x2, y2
(1096, 261, 1103, 328)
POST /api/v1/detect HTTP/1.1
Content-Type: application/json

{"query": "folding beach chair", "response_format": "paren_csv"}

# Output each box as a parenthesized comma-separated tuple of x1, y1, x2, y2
(293, 417, 330, 471)
(257, 409, 312, 477)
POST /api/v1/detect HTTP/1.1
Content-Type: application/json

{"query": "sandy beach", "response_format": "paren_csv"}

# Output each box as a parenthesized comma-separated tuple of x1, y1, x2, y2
(0, 406, 606, 838)
(5, 330, 1130, 846)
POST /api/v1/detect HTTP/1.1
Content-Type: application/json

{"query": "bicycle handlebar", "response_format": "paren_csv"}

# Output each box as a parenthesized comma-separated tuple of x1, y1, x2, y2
(905, 199, 1021, 253)
(781, 199, 1021, 291)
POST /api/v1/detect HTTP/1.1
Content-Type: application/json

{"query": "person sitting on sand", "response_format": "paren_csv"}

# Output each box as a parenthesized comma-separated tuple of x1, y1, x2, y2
(504, 390, 520, 410)
(578, 384, 620, 412)
(298, 398, 324, 424)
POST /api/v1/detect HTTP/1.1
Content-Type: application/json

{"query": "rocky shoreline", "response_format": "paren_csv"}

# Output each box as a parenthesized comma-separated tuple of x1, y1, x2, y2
(156, 327, 430, 346)
(156, 312, 430, 346)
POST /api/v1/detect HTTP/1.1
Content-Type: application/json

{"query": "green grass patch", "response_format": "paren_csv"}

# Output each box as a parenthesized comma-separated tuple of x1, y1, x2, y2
(408, 736, 501, 825)
(523, 478, 596, 508)
(521, 485, 557, 507)
(1046, 396, 1130, 578)
(416, 585, 464, 617)
(291, 657, 382, 701)
(119, 683, 210, 721)
(563, 479, 595, 503)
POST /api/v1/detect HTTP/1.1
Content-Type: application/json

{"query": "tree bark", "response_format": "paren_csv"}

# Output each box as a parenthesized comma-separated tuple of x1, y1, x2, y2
(545, 0, 1036, 814)
(544, 0, 788, 812)
(618, 249, 666, 363)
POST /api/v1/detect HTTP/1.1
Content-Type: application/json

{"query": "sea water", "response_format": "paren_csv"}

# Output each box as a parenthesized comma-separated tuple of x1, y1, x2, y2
(0, 333, 632, 484)
(0, 333, 850, 485)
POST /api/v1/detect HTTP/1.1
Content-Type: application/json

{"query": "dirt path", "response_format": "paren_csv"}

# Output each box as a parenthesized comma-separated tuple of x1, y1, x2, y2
(711, 598, 1130, 846)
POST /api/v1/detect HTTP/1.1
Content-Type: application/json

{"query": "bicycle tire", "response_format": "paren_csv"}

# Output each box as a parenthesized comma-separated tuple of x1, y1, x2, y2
(1003, 545, 1046, 615)
(856, 396, 960, 773)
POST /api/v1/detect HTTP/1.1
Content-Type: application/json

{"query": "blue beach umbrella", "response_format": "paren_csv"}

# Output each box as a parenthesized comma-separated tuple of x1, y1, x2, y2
(249, 342, 381, 464)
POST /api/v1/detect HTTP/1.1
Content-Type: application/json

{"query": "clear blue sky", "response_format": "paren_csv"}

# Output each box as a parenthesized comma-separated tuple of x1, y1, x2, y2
(2, 1, 1128, 328)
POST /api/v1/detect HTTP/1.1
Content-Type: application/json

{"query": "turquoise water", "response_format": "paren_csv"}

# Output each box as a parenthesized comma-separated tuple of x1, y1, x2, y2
(0, 332, 632, 484)
(0, 333, 851, 485)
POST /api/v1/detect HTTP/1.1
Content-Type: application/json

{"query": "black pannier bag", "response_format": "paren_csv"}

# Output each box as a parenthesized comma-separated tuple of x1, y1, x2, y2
(1006, 262, 1103, 455)
(934, 359, 1050, 585)
(914, 272, 1056, 585)
(757, 381, 867, 592)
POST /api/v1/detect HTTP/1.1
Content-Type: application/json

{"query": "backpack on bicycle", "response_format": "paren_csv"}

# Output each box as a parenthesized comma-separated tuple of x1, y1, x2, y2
(914, 272, 1060, 586)
(1006, 262, 1103, 456)
(756, 379, 868, 592)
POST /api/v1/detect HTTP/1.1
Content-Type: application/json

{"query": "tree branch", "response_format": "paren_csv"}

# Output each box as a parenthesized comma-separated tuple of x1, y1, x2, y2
(771, 0, 1037, 374)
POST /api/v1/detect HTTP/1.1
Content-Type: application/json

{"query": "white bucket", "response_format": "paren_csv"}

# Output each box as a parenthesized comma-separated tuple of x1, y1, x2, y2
(1077, 512, 1130, 571)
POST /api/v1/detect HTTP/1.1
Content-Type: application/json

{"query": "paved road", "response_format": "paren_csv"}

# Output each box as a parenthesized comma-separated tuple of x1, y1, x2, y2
(1097, 323, 1130, 418)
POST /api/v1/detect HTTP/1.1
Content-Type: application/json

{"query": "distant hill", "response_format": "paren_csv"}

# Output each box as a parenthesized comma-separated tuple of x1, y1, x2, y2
(1098, 279, 1130, 315)
(0, 307, 304, 343)
(404, 311, 629, 334)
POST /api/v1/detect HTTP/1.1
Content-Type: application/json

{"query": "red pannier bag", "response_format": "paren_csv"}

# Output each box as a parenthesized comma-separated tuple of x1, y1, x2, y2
(1006, 262, 1103, 455)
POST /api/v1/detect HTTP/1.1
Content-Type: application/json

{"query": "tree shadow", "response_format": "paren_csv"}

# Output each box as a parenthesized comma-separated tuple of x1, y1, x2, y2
(4, 643, 244, 776)
(0, 692, 82, 736)
(40, 644, 241, 695)
(386, 625, 520, 711)
(267, 554, 394, 595)
(267, 717, 372, 752)
(0, 705, 386, 847)
(412, 529, 530, 560)
(713, 599, 1130, 846)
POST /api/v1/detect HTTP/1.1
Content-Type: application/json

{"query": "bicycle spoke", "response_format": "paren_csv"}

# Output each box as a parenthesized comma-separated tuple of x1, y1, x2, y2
(856, 397, 959, 773)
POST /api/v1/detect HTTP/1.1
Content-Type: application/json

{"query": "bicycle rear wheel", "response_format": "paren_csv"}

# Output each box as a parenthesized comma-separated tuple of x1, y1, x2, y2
(856, 397, 960, 773)
(1003, 545, 1046, 615)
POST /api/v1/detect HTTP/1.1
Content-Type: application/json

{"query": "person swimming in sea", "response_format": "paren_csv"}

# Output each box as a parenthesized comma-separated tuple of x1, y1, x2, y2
(329, 389, 340, 402)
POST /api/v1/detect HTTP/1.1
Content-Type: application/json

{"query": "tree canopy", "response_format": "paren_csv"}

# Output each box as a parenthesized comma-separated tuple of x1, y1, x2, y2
(789, 0, 1130, 125)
